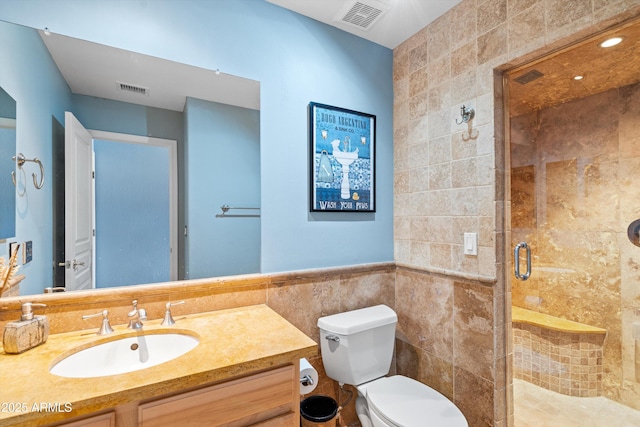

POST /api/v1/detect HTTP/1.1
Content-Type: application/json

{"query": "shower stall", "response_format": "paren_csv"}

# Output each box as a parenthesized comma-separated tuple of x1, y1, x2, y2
(506, 19, 640, 418)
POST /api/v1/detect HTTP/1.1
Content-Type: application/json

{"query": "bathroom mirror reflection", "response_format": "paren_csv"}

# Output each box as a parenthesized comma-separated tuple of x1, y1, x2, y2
(1, 20, 261, 295)
(0, 86, 16, 240)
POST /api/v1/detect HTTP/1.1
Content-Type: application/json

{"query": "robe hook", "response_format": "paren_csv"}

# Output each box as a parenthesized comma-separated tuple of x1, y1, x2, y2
(455, 105, 475, 125)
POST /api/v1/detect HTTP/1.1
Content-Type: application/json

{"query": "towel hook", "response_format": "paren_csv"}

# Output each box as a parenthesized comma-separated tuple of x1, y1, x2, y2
(455, 104, 475, 125)
(456, 105, 479, 141)
(11, 153, 45, 190)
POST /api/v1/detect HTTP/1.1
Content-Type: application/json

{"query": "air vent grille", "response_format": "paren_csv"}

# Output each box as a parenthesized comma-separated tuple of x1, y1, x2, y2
(116, 81, 149, 95)
(514, 70, 544, 85)
(340, 2, 385, 30)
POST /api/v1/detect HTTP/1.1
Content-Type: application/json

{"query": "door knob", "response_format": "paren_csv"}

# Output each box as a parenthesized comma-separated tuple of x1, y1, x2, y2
(59, 260, 85, 271)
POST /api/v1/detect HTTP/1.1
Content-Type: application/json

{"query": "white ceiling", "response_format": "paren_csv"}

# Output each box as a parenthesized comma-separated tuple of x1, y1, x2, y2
(265, 0, 461, 49)
(39, 31, 260, 112)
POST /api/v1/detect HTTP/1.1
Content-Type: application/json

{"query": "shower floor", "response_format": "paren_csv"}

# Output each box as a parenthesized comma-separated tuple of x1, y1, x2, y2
(514, 379, 640, 427)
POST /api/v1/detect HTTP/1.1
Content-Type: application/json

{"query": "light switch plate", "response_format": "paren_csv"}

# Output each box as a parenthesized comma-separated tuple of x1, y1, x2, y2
(24, 241, 33, 264)
(464, 233, 477, 256)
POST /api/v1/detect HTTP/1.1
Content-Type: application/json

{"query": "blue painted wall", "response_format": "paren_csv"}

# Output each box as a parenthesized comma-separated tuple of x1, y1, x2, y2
(0, 20, 72, 295)
(1, 0, 394, 285)
(185, 98, 260, 279)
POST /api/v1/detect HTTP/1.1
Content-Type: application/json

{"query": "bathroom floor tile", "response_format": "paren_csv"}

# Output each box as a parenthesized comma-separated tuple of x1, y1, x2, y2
(514, 379, 640, 427)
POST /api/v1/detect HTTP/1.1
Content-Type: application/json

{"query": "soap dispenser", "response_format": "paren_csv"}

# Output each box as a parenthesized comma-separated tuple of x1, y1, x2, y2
(2, 302, 50, 354)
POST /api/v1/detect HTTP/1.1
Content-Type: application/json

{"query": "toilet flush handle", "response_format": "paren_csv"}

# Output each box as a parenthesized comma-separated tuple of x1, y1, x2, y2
(325, 334, 340, 343)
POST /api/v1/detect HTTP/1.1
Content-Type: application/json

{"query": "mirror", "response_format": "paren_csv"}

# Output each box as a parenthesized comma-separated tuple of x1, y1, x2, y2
(1, 20, 260, 295)
(0, 86, 16, 239)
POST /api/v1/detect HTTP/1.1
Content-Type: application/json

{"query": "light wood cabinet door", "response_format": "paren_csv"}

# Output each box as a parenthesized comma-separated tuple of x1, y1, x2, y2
(249, 412, 297, 426)
(138, 365, 297, 427)
(54, 411, 115, 427)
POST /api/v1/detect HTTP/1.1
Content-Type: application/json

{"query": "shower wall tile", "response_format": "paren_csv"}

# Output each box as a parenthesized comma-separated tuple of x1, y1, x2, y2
(619, 83, 640, 158)
(584, 160, 620, 232)
(545, 160, 578, 230)
(513, 323, 604, 397)
(510, 166, 536, 229)
(510, 82, 640, 410)
(619, 157, 640, 227)
(510, 114, 537, 167)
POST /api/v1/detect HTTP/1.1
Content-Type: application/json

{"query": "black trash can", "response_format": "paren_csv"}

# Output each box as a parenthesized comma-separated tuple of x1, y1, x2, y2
(300, 395, 338, 427)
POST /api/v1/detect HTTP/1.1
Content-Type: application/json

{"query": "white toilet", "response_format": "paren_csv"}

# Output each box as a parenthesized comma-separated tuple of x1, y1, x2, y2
(318, 305, 468, 427)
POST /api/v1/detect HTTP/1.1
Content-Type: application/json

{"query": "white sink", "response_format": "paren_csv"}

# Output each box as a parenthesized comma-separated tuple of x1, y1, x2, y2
(50, 332, 199, 378)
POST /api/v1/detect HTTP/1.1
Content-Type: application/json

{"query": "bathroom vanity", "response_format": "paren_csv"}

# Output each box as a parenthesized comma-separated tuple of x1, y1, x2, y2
(0, 305, 317, 427)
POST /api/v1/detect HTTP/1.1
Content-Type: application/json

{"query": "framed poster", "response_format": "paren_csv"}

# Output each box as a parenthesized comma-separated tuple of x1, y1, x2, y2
(309, 102, 376, 212)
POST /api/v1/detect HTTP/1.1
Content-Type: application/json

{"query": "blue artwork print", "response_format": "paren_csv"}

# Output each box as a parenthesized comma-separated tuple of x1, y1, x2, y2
(310, 103, 375, 212)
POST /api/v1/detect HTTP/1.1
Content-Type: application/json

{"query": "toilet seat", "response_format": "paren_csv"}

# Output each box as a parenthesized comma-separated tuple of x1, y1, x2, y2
(364, 376, 468, 427)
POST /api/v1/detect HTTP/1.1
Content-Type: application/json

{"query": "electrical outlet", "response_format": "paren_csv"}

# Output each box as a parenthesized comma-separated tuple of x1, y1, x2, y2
(24, 241, 33, 264)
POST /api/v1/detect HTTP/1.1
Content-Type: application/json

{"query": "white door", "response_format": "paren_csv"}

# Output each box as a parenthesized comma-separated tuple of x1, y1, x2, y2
(64, 112, 94, 291)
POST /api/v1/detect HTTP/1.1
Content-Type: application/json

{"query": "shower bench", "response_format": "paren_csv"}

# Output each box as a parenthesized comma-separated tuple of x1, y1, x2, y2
(512, 306, 607, 397)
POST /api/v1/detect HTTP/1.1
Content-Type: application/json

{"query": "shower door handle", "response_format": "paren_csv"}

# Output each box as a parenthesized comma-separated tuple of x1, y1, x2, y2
(514, 242, 531, 281)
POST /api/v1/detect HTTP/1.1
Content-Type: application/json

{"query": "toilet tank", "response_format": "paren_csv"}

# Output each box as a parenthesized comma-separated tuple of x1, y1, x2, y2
(318, 305, 397, 386)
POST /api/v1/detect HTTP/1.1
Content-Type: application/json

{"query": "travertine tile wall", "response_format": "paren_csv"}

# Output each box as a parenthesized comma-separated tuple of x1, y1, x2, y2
(513, 324, 605, 397)
(393, 0, 640, 425)
(510, 82, 640, 410)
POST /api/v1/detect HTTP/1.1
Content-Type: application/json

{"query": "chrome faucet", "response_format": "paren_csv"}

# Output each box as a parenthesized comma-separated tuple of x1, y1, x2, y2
(83, 310, 114, 335)
(161, 301, 185, 326)
(127, 300, 147, 330)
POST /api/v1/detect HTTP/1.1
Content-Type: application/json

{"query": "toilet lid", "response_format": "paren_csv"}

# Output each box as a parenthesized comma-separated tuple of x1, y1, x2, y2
(366, 376, 468, 427)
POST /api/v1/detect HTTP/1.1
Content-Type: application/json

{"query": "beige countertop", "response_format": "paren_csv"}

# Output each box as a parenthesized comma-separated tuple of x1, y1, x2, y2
(0, 304, 317, 426)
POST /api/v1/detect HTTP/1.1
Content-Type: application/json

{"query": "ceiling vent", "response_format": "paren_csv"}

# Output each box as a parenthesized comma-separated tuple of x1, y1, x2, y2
(514, 70, 544, 85)
(337, 1, 389, 31)
(116, 81, 150, 96)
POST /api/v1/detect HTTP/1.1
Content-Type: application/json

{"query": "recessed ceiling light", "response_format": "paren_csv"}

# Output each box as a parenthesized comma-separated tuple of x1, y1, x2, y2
(600, 37, 622, 48)
(573, 75, 583, 80)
